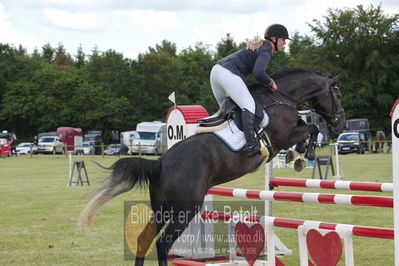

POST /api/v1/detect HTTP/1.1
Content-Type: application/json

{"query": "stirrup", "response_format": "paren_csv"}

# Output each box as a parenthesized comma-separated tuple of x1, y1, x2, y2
(259, 139, 270, 157)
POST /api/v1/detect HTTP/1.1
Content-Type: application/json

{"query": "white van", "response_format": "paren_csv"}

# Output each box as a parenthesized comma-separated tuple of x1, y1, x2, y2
(131, 122, 167, 155)
(37, 136, 64, 154)
(120, 130, 139, 154)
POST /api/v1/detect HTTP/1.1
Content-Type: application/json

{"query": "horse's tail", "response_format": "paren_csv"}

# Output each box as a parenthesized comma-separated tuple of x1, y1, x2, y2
(79, 157, 160, 228)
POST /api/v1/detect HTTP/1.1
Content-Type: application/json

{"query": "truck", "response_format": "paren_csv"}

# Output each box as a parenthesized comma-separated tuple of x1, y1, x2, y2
(343, 118, 371, 150)
(120, 130, 139, 155)
(83, 130, 103, 155)
(56, 127, 83, 154)
(131, 121, 167, 155)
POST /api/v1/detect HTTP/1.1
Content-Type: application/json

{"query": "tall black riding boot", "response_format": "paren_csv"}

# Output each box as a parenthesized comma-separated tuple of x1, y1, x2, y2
(242, 109, 261, 157)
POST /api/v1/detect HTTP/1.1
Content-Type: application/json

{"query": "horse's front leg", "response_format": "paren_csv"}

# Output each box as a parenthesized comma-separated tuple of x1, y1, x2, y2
(295, 139, 307, 153)
(288, 124, 319, 160)
(294, 118, 308, 153)
(304, 124, 319, 161)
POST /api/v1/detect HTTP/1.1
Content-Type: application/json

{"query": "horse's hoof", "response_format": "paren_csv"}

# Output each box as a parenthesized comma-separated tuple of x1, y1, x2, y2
(158, 259, 168, 266)
(135, 257, 145, 266)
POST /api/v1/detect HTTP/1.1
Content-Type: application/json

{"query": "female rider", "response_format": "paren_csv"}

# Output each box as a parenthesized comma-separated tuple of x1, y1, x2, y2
(210, 24, 290, 156)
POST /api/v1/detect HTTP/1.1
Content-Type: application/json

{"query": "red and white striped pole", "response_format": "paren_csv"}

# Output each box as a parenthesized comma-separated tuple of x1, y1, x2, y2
(270, 177, 393, 192)
(391, 99, 399, 266)
(200, 211, 393, 239)
(207, 186, 393, 208)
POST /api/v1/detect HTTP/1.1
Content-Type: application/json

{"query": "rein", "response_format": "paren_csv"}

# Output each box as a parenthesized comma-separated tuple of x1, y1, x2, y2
(264, 90, 297, 110)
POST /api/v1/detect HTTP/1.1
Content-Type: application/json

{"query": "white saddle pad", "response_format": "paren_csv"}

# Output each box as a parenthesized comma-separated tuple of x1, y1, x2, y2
(212, 111, 270, 151)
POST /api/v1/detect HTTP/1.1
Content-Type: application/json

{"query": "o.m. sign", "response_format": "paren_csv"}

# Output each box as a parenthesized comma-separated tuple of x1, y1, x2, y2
(165, 105, 209, 149)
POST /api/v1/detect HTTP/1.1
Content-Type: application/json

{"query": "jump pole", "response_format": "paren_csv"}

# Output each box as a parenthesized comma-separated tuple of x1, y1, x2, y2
(391, 99, 399, 266)
(269, 177, 393, 192)
(208, 187, 393, 208)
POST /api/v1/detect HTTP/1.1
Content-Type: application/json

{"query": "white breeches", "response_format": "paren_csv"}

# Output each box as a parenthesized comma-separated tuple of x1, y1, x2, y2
(210, 64, 256, 114)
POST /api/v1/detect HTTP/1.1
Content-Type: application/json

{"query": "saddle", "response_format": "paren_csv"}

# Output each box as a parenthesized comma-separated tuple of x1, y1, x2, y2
(197, 97, 264, 131)
(197, 97, 274, 157)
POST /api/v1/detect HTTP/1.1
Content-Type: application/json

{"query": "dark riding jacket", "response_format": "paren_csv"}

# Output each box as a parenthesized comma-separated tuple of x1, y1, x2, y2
(217, 42, 273, 87)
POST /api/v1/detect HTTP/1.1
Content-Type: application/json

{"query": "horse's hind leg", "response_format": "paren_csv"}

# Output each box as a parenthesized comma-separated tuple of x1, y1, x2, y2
(134, 200, 167, 266)
(155, 201, 203, 266)
(134, 218, 158, 266)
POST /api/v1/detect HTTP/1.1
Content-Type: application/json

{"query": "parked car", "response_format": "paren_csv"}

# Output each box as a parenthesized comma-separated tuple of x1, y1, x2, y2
(16, 142, 38, 155)
(81, 141, 95, 155)
(337, 132, 366, 154)
(0, 132, 14, 156)
(104, 144, 126, 155)
(37, 136, 64, 154)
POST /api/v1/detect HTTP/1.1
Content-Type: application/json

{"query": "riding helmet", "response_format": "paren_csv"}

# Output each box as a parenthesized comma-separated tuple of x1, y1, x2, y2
(264, 24, 291, 40)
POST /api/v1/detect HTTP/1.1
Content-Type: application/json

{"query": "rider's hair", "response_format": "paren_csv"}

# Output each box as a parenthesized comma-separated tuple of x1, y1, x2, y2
(246, 39, 268, 51)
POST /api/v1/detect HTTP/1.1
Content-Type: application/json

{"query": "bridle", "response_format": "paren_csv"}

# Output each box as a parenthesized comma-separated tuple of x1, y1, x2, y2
(310, 80, 344, 127)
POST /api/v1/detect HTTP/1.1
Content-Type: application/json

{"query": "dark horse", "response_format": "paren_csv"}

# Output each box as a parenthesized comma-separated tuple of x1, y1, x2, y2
(79, 68, 345, 266)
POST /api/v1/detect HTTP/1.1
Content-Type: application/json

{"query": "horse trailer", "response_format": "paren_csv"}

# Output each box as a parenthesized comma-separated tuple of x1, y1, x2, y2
(131, 121, 167, 155)
(56, 127, 83, 154)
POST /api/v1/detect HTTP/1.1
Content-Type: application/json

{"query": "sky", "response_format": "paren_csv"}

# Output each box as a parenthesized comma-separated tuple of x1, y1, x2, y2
(0, 0, 398, 60)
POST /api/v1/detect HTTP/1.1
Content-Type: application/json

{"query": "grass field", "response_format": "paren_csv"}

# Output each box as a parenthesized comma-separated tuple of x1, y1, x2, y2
(0, 149, 394, 265)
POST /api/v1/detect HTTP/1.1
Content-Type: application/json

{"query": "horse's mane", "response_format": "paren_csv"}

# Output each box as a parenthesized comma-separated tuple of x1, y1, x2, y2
(270, 67, 315, 80)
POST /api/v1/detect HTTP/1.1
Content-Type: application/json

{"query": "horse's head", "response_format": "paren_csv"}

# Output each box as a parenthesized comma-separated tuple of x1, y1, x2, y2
(256, 68, 346, 133)
(310, 74, 346, 133)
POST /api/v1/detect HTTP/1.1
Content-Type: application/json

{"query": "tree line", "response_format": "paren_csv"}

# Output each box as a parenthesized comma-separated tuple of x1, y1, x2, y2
(0, 5, 398, 142)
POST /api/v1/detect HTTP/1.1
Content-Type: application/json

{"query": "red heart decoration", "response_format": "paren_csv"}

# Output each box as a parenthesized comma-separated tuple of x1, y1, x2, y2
(235, 222, 265, 266)
(306, 229, 342, 266)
